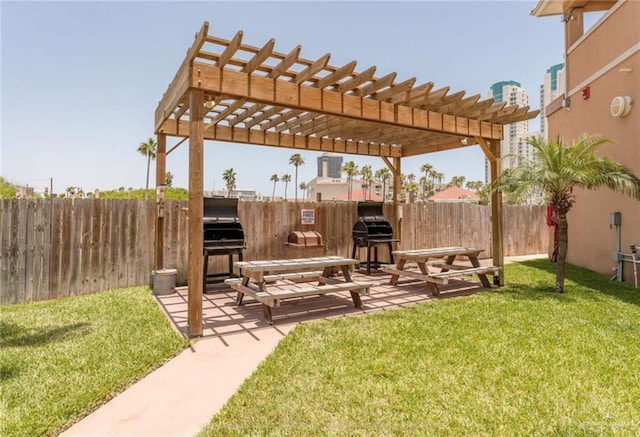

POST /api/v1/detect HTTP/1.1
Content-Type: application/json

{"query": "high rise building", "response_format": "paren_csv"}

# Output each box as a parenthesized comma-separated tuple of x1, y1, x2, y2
(317, 153, 343, 178)
(485, 81, 531, 183)
(539, 63, 565, 139)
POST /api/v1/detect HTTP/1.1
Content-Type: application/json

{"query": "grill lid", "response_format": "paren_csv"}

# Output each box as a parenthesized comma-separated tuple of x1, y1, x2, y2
(203, 197, 239, 222)
(357, 201, 384, 218)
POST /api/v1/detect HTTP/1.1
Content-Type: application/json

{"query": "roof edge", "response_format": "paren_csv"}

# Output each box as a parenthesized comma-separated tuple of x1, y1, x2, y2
(531, 0, 563, 17)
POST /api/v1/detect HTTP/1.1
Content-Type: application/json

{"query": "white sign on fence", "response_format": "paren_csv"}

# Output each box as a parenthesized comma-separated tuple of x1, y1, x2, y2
(301, 209, 315, 225)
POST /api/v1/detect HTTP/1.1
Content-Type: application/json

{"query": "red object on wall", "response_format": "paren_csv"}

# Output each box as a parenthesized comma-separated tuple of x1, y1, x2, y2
(582, 86, 590, 99)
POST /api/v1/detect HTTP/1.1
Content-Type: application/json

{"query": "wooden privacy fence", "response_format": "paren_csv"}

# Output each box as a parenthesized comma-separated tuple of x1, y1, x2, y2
(0, 199, 548, 304)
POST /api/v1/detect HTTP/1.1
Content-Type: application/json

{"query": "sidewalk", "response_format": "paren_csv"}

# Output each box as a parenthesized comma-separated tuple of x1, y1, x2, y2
(61, 254, 546, 436)
(60, 325, 294, 437)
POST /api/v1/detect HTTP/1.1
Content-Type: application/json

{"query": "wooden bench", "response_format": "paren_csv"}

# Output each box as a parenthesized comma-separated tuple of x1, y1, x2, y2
(426, 265, 501, 285)
(225, 277, 373, 324)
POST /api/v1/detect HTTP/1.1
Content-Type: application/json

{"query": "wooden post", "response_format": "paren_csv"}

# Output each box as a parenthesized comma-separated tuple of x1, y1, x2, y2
(154, 134, 166, 270)
(489, 140, 504, 285)
(188, 89, 204, 337)
(393, 157, 402, 243)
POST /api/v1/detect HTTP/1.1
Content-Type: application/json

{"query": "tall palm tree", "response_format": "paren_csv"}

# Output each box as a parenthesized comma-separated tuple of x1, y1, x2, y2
(360, 165, 372, 200)
(432, 172, 444, 192)
(281, 174, 291, 200)
(420, 163, 433, 197)
(222, 168, 236, 198)
(494, 135, 640, 293)
(269, 174, 279, 201)
(375, 167, 391, 202)
(289, 153, 305, 202)
(299, 181, 307, 200)
(137, 138, 157, 200)
(341, 161, 358, 201)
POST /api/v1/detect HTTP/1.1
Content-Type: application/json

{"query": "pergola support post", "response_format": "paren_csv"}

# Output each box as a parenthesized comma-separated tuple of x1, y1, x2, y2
(154, 134, 166, 270)
(392, 157, 402, 243)
(188, 88, 205, 337)
(476, 136, 504, 285)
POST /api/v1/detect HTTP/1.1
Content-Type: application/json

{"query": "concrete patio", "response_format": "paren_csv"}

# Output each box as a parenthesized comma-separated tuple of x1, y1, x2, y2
(61, 255, 544, 436)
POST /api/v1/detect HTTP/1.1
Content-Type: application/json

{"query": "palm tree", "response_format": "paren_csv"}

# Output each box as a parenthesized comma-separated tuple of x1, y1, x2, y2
(137, 138, 157, 200)
(299, 181, 307, 200)
(375, 168, 391, 202)
(281, 174, 291, 200)
(289, 153, 305, 202)
(420, 163, 433, 197)
(494, 135, 640, 293)
(360, 165, 372, 200)
(465, 180, 484, 192)
(269, 174, 279, 201)
(165, 171, 174, 187)
(405, 181, 419, 203)
(222, 168, 236, 198)
(341, 161, 358, 201)
(448, 175, 466, 188)
(432, 172, 444, 192)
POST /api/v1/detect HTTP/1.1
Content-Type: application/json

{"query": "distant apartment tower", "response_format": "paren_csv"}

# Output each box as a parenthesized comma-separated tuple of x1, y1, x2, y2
(317, 153, 343, 178)
(485, 81, 531, 183)
(539, 63, 565, 139)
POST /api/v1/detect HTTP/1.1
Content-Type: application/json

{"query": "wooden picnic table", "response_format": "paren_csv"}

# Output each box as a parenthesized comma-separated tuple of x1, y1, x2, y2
(225, 256, 372, 324)
(381, 247, 500, 296)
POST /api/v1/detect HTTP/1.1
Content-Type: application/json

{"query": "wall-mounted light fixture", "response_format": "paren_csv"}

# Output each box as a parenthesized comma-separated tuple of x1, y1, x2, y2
(205, 99, 216, 109)
(610, 96, 633, 118)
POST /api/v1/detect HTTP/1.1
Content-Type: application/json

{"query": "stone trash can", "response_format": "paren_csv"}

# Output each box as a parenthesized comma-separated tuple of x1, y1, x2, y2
(151, 269, 178, 295)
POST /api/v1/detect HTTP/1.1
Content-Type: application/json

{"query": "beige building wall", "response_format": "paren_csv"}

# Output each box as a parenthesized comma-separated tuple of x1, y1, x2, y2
(544, 0, 640, 283)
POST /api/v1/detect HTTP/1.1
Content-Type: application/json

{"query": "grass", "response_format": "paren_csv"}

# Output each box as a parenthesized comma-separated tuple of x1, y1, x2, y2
(201, 260, 640, 436)
(0, 286, 188, 437)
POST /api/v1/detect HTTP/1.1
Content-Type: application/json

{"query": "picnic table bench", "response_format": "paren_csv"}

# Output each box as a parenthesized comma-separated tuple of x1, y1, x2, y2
(381, 247, 500, 296)
(225, 256, 372, 324)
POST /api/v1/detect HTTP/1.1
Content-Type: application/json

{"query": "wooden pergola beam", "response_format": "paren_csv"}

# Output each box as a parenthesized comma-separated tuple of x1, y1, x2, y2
(155, 22, 209, 132)
(178, 62, 505, 140)
(159, 118, 403, 157)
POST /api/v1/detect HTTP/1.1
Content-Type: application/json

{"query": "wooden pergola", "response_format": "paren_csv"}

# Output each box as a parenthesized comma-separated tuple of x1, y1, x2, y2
(154, 22, 538, 337)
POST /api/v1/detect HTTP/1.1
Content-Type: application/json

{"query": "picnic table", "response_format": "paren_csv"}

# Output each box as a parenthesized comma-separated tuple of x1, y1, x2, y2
(381, 247, 500, 296)
(225, 256, 372, 324)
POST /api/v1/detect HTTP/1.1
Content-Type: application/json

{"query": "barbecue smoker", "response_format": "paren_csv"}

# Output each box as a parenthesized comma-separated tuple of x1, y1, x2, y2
(351, 202, 398, 275)
(203, 197, 245, 292)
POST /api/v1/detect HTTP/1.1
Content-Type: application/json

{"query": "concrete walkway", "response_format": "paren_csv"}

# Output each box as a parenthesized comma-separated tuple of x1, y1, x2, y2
(61, 254, 546, 437)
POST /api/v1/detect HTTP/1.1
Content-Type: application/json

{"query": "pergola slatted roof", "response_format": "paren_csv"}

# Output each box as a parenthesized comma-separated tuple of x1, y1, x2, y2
(153, 21, 536, 337)
(155, 22, 538, 158)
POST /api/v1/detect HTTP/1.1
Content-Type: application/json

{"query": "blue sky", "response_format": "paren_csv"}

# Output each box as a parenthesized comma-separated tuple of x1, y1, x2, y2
(2, 1, 567, 197)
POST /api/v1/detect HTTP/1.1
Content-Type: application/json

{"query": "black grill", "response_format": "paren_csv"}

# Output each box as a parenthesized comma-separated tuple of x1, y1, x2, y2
(203, 197, 245, 292)
(351, 202, 397, 275)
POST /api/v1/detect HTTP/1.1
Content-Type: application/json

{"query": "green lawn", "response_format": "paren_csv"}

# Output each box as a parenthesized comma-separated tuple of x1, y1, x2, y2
(202, 260, 640, 436)
(1, 287, 188, 437)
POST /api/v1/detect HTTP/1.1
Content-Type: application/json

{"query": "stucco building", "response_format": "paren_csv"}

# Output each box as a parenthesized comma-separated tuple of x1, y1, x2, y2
(532, 0, 639, 283)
